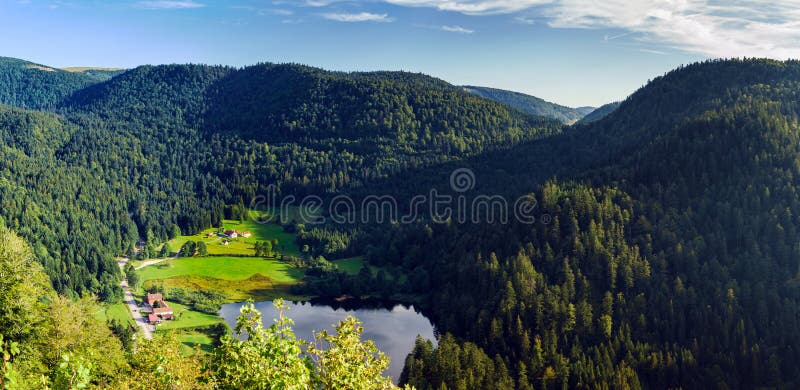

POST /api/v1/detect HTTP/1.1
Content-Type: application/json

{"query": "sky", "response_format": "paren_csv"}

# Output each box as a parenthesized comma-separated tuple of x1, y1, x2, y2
(1, 1, 799, 107)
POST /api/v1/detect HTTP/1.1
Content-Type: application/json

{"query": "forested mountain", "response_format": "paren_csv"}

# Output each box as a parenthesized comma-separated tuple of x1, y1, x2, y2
(463, 85, 591, 124)
(350, 58, 800, 388)
(0, 57, 100, 110)
(577, 101, 621, 124)
(0, 57, 561, 300)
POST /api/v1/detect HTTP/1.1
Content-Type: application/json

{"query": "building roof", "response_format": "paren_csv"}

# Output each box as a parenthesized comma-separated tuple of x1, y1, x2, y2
(153, 306, 173, 315)
(148, 314, 158, 323)
(146, 293, 163, 305)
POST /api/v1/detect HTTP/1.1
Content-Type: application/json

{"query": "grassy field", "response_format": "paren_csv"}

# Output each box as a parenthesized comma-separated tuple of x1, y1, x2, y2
(162, 219, 300, 257)
(138, 256, 306, 302)
(175, 331, 215, 355)
(135, 208, 315, 341)
(154, 302, 223, 330)
(139, 256, 303, 283)
(94, 303, 132, 323)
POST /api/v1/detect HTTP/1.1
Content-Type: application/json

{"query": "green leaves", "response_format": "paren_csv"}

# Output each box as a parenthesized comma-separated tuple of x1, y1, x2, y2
(54, 353, 92, 390)
(211, 299, 314, 389)
(211, 299, 398, 389)
(308, 316, 394, 390)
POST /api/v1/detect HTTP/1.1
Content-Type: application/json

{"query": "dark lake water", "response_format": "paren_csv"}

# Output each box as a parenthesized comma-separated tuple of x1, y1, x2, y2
(218, 299, 436, 382)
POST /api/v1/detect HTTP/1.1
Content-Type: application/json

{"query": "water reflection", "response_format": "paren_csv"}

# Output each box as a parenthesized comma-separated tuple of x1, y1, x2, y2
(219, 299, 436, 382)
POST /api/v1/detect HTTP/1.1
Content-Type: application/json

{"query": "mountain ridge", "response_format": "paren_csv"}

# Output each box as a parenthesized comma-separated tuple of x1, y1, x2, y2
(462, 84, 593, 124)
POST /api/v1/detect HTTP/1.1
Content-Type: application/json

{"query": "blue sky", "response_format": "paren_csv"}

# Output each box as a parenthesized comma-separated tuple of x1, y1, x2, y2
(1, 1, 798, 107)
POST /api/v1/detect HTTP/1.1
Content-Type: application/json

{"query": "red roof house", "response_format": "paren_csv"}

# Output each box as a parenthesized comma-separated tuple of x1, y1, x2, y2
(145, 293, 163, 306)
(144, 292, 174, 321)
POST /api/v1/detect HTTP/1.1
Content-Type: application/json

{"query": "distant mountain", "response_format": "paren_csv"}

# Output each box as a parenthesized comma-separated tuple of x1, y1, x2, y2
(204, 65, 560, 148)
(462, 85, 592, 124)
(0, 57, 100, 109)
(67, 62, 561, 151)
(62, 67, 127, 82)
(576, 101, 621, 124)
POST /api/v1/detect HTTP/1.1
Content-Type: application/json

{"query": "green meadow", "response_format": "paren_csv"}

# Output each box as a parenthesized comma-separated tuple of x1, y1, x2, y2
(135, 212, 310, 337)
(162, 219, 300, 257)
(132, 208, 352, 341)
(175, 331, 215, 355)
(138, 256, 303, 284)
(138, 256, 306, 302)
(94, 303, 132, 324)
(155, 302, 223, 330)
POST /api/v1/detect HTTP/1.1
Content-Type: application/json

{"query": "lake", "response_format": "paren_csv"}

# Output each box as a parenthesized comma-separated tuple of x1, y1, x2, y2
(218, 299, 437, 382)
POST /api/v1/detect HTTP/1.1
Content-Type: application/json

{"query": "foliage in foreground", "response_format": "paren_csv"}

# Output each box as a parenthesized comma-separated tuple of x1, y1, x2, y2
(210, 299, 398, 390)
(0, 226, 401, 389)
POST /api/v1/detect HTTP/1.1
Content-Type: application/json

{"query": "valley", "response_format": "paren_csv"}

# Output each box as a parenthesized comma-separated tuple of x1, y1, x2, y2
(1, 56, 800, 388)
(122, 210, 411, 356)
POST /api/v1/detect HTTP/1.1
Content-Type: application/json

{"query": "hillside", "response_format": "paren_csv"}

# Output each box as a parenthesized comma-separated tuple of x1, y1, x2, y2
(340, 59, 800, 389)
(0, 57, 561, 301)
(462, 85, 591, 124)
(0, 57, 100, 109)
(204, 65, 562, 155)
(576, 101, 620, 124)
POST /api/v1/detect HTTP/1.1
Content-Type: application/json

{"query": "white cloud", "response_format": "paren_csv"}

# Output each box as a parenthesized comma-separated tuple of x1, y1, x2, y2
(137, 1, 204, 9)
(366, 0, 800, 59)
(441, 25, 474, 33)
(543, 0, 800, 59)
(322, 12, 395, 22)
(640, 48, 667, 55)
(514, 16, 536, 25)
(385, 0, 549, 15)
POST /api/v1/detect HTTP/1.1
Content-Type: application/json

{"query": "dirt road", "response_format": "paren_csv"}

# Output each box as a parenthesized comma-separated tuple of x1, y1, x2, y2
(118, 258, 154, 340)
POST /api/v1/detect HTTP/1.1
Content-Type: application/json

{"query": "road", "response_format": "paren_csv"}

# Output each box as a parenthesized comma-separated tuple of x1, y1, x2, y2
(118, 258, 154, 340)
(134, 257, 171, 270)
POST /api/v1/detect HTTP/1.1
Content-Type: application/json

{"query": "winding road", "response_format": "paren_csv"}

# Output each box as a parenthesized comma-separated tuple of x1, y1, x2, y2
(118, 258, 154, 340)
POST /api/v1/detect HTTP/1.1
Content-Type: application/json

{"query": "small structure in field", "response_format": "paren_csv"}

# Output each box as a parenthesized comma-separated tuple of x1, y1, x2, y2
(143, 292, 174, 321)
(241, 231, 252, 238)
(224, 230, 238, 238)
